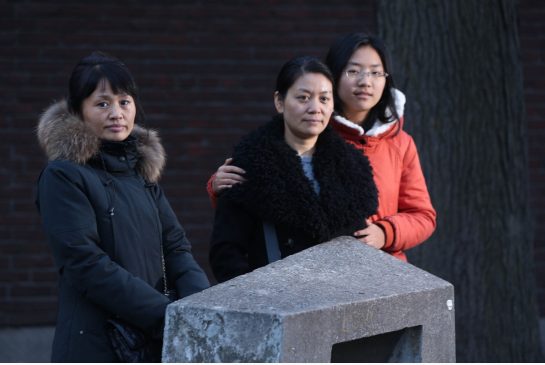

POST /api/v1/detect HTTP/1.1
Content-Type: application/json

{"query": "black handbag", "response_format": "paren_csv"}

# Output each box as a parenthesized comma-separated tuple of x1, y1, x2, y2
(106, 318, 162, 363)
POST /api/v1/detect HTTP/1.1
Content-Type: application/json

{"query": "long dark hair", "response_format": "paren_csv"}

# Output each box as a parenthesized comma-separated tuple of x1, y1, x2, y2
(276, 56, 334, 99)
(325, 33, 399, 131)
(67, 51, 145, 125)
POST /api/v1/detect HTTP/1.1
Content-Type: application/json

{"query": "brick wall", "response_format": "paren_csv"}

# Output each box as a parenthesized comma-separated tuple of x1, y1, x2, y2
(1, 1, 543, 327)
(0, 1, 376, 326)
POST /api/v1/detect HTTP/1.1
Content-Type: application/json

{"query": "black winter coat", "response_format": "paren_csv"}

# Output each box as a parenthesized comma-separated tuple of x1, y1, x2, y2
(36, 101, 210, 362)
(209, 116, 378, 283)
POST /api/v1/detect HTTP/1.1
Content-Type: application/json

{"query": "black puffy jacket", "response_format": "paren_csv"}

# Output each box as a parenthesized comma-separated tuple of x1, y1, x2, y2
(36, 100, 209, 362)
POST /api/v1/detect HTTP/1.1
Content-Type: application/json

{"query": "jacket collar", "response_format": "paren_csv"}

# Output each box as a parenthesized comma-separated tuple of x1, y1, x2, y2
(222, 116, 378, 241)
(37, 100, 165, 183)
(332, 88, 406, 139)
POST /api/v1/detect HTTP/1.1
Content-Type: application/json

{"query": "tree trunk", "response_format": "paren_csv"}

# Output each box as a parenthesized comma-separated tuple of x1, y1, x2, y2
(376, 0, 542, 361)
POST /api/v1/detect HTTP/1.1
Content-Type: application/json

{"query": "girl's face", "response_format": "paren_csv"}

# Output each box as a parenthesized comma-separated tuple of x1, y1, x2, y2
(274, 72, 333, 146)
(81, 79, 136, 141)
(337, 45, 387, 123)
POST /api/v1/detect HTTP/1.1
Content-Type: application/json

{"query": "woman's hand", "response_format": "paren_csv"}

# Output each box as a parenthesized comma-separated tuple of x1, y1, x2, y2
(354, 220, 385, 250)
(212, 158, 246, 194)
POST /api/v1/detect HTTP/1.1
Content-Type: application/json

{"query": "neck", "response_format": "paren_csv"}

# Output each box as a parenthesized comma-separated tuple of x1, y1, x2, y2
(343, 110, 368, 126)
(284, 134, 318, 157)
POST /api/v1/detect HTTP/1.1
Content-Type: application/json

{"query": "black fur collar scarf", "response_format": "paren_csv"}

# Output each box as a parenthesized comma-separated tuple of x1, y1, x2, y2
(221, 115, 378, 242)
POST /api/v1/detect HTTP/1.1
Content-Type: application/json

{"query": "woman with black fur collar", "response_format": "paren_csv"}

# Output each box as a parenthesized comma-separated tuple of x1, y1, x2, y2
(35, 52, 209, 362)
(209, 56, 378, 283)
(209, 33, 436, 263)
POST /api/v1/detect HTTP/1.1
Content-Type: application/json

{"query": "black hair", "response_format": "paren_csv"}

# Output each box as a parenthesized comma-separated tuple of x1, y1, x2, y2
(275, 56, 334, 98)
(67, 51, 144, 124)
(325, 33, 399, 132)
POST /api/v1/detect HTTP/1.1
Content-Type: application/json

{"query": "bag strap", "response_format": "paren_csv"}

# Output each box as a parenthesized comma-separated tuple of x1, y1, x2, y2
(263, 221, 281, 263)
(159, 243, 168, 296)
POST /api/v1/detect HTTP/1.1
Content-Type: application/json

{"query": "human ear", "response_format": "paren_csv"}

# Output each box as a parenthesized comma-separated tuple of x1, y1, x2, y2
(274, 91, 284, 114)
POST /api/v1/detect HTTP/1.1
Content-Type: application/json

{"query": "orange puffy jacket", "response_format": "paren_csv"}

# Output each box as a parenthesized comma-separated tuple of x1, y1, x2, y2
(332, 111, 436, 261)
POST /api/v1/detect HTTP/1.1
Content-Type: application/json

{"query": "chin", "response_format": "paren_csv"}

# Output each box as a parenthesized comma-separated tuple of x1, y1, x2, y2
(310, 126, 327, 135)
(102, 133, 129, 142)
(301, 130, 324, 139)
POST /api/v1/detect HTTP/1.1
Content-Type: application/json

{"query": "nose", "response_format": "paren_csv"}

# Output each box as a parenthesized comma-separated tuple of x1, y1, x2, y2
(109, 103, 123, 120)
(307, 98, 321, 113)
(357, 73, 372, 86)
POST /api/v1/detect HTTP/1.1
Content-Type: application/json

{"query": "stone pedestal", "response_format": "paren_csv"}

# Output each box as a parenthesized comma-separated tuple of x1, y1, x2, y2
(163, 236, 455, 362)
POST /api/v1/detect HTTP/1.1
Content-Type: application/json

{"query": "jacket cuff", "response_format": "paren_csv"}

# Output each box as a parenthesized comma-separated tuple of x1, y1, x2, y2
(206, 173, 218, 208)
(375, 220, 395, 250)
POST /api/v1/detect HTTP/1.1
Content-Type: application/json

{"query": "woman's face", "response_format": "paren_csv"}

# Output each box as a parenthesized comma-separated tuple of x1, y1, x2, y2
(275, 72, 333, 146)
(337, 45, 387, 123)
(81, 79, 136, 141)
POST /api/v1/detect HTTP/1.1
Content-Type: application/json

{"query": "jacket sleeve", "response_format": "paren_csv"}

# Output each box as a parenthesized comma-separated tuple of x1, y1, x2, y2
(209, 197, 255, 283)
(37, 163, 170, 331)
(206, 172, 218, 208)
(381, 136, 437, 253)
(151, 184, 210, 298)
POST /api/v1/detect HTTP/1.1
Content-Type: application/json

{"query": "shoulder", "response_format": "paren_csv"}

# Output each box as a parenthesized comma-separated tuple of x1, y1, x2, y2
(41, 160, 86, 178)
(319, 127, 372, 167)
(36, 162, 103, 221)
(39, 160, 98, 189)
(394, 128, 414, 145)
(379, 124, 416, 156)
(231, 117, 284, 170)
(394, 129, 419, 159)
(314, 128, 376, 198)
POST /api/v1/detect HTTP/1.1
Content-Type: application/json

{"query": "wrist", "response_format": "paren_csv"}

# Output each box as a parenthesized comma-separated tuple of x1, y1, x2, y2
(374, 220, 394, 249)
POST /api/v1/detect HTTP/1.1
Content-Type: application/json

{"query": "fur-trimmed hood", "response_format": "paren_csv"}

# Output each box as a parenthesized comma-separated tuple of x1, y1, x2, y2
(37, 100, 165, 183)
(221, 116, 378, 242)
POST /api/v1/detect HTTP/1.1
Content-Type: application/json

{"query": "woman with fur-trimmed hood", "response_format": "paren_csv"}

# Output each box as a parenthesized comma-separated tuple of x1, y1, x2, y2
(209, 56, 378, 283)
(35, 52, 209, 362)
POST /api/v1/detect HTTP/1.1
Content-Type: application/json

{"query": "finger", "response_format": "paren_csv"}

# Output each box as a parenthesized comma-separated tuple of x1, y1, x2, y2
(219, 166, 246, 175)
(218, 173, 246, 183)
(355, 236, 367, 244)
(353, 230, 367, 239)
(219, 178, 245, 186)
(354, 227, 369, 236)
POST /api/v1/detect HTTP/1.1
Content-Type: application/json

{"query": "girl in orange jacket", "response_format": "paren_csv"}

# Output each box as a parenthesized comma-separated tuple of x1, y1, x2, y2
(207, 33, 436, 261)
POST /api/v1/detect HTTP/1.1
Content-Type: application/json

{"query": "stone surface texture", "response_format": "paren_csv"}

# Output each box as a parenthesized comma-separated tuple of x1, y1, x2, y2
(163, 236, 455, 362)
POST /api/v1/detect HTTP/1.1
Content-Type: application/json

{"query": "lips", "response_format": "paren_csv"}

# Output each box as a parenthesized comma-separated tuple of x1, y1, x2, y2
(354, 91, 372, 100)
(106, 125, 126, 132)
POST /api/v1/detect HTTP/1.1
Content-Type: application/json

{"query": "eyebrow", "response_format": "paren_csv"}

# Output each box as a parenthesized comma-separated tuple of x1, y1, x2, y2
(296, 88, 332, 94)
(94, 94, 113, 99)
(93, 93, 131, 99)
(347, 62, 383, 68)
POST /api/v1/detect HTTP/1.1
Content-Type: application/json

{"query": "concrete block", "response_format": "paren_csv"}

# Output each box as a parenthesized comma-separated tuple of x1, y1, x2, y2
(163, 236, 455, 362)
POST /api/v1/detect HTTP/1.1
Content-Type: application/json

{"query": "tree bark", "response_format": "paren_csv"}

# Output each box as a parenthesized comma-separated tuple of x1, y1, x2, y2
(376, 0, 542, 361)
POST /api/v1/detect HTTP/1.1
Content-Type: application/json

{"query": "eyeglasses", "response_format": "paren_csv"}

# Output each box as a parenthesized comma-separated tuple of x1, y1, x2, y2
(345, 69, 389, 81)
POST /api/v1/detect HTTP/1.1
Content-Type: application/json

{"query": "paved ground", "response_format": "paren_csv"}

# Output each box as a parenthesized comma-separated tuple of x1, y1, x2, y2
(0, 326, 54, 362)
(1, 320, 545, 362)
